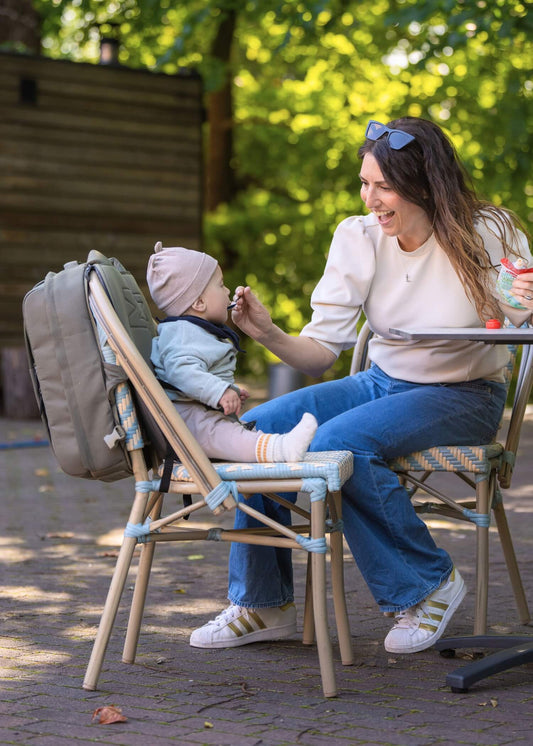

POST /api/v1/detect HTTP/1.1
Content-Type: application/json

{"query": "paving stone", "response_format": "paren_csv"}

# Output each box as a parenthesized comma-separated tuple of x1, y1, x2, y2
(1, 414, 532, 746)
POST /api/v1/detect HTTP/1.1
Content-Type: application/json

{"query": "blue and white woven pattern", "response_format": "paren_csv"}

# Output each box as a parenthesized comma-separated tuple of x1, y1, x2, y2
(163, 451, 353, 492)
(389, 443, 504, 475)
(115, 383, 144, 451)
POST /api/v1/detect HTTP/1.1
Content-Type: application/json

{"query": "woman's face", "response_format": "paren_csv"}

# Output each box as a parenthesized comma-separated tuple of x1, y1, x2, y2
(359, 153, 432, 252)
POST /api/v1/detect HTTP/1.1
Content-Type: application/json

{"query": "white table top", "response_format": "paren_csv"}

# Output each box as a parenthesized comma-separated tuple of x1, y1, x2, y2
(389, 327, 533, 343)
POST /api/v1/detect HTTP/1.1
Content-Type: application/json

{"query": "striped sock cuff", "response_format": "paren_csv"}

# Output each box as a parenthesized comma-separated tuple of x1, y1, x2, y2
(256, 433, 271, 462)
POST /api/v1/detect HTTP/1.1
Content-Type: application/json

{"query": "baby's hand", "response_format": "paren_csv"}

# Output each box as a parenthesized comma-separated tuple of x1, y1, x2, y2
(238, 386, 250, 403)
(218, 387, 242, 416)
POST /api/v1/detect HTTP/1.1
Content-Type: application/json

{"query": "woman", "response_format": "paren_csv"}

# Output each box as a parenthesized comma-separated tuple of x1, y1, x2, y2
(190, 117, 533, 654)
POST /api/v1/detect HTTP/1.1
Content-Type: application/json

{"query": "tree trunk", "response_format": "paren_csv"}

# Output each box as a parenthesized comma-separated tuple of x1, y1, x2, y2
(0, 0, 41, 52)
(205, 9, 236, 213)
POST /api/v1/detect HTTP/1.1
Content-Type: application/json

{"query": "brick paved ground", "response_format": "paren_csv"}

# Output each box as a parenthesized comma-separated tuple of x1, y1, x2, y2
(1, 412, 532, 746)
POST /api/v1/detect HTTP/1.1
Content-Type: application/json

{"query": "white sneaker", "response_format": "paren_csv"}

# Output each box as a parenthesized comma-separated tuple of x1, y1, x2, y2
(190, 602, 297, 649)
(384, 567, 466, 654)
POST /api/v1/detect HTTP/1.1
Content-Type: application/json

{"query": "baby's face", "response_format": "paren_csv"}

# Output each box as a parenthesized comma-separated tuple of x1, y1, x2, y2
(201, 266, 232, 324)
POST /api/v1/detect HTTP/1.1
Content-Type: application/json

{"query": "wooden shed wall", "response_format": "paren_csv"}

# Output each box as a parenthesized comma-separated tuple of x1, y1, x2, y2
(0, 51, 204, 347)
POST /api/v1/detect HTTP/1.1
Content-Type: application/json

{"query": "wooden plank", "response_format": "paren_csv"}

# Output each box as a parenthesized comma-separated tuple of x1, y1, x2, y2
(0, 66, 202, 102)
(0, 124, 201, 161)
(0, 56, 203, 123)
(0, 85, 203, 126)
(0, 125, 202, 168)
(0, 210, 201, 235)
(0, 51, 202, 97)
(0, 192, 201, 219)
(0, 173, 201, 207)
(0, 229, 201, 254)
(0, 154, 202, 188)
(0, 68, 202, 107)
(0, 82, 204, 126)
(1, 106, 202, 142)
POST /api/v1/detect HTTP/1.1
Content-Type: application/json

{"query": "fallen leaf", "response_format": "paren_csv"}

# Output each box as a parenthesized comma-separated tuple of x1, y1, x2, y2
(204, 721, 214, 729)
(490, 698, 498, 708)
(35, 468, 49, 477)
(187, 554, 204, 560)
(92, 705, 127, 724)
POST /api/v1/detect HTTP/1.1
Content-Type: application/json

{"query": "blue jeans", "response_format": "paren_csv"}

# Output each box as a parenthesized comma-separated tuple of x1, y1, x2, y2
(231, 365, 508, 613)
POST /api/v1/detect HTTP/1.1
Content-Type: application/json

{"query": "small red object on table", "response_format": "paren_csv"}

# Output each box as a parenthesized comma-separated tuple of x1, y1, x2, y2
(485, 319, 501, 329)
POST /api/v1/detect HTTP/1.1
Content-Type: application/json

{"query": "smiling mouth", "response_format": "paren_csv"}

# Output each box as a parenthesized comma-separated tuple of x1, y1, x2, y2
(374, 210, 395, 221)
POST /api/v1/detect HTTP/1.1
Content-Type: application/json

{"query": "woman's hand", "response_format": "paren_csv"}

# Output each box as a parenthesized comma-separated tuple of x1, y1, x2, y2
(230, 286, 274, 342)
(512, 274, 533, 310)
(230, 285, 337, 377)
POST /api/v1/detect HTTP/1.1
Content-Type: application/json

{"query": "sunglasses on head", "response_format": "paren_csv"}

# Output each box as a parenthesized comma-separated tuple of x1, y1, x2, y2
(365, 120, 415, 150)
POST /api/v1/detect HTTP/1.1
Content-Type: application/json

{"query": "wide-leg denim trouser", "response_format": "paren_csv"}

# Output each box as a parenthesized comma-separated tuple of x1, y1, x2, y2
(230, 364, 507, 613)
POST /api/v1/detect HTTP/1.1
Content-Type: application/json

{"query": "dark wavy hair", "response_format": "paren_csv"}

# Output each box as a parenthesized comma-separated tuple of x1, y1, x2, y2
(358, 116, 527, 320)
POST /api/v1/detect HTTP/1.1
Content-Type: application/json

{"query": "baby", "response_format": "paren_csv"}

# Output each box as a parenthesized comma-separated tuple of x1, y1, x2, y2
(147, 242, 317, 462)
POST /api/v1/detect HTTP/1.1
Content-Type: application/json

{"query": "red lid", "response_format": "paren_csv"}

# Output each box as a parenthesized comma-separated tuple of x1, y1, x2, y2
(485, 319, 501, 329)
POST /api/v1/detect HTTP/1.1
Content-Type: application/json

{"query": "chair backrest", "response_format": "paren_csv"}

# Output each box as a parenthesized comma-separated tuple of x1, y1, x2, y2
(499, 342, 533, 488)
(87, 268, 231, 505)
(349, 320, 373, 374)
(91, 253, 170, 470)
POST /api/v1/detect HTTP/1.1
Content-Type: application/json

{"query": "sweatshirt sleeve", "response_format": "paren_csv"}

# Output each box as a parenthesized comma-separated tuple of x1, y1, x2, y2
(300, 216, 376, 356)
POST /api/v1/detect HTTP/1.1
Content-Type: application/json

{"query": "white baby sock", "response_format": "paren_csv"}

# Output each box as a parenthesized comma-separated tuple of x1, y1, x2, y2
(255, 413, 318, 463)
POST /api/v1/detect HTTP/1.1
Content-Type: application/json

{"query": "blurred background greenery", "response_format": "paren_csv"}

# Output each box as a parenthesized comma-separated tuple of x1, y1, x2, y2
(6, 0, 532, 381)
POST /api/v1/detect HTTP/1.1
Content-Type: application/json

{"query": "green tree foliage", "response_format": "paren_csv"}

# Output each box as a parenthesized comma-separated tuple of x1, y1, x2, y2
(32, 0, 532, 377)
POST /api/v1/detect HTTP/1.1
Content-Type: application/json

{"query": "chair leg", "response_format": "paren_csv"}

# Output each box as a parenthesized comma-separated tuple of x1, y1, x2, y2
(474, 477, 491, 636)
(311, 498, 336, 698)
(83, 450, 149, 691)
(328, 491, 353, 666)
(122, 493, 163, 664)
(122, 541, 157, 663)
(82, 535, 139, 690)
(492, 500, 531, 625)
(474, 479, 491, 635)
(302, 555, 315, 645)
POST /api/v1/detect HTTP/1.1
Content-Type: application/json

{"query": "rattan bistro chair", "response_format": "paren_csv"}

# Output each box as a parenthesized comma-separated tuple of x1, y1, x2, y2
(82, 263, 354, 698)
(350, 320, 531, 637)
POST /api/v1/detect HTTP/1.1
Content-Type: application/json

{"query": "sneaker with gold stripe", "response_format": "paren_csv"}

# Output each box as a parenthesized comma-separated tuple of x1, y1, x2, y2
(384, 567, 466, 654)
(189, 602, 297, 648)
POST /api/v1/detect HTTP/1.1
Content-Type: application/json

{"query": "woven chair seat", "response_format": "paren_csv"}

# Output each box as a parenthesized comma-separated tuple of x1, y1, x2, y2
(389, 443, 504, 475)
(163, 450, 354, 492)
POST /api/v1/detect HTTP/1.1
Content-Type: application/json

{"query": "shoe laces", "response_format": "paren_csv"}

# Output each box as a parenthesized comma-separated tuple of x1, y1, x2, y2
(391, 605, 422, 630)
(210, 604, 246, 628)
